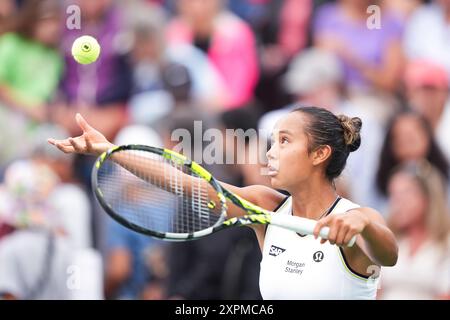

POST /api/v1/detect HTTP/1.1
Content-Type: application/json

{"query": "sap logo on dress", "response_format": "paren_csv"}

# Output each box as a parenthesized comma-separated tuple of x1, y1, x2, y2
(269, 245, 286, 257)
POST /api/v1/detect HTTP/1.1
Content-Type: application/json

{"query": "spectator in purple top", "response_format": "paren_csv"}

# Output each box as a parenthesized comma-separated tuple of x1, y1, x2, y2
(54, 0, 132, 142)
(313, 0, 404, 95)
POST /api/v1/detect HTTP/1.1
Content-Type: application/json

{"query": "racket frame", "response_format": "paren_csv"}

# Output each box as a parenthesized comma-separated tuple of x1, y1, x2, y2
(92, 144, 227, 240)
(92, 145, 356, 247)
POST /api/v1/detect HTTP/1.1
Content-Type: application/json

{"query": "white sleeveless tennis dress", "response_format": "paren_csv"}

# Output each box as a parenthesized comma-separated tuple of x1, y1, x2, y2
(259, 196, 379, 300)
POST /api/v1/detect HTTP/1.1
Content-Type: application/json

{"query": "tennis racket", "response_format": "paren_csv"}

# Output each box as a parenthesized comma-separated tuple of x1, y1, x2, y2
(92, 144, 356, 247)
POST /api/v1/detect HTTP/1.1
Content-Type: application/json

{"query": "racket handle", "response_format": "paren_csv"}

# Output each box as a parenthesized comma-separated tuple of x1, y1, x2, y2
(270, 215, 357, 247)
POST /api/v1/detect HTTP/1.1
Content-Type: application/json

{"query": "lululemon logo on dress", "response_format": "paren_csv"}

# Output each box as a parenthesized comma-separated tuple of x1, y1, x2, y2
(313, 251, 324, 262)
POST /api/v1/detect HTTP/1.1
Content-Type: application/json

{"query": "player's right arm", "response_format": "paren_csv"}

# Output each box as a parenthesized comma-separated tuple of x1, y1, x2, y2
(48, 114, 286, 219)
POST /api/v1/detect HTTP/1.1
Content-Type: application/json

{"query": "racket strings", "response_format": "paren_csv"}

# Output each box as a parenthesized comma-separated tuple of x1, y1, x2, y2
(96, 149, 223, 234)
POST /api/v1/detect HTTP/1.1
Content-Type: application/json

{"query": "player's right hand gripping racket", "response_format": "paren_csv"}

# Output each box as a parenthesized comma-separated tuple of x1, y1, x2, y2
(92, 145, 356, 247)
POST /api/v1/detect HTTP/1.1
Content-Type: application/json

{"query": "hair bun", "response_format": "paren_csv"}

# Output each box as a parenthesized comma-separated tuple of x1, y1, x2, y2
(337, 115, 362, 152)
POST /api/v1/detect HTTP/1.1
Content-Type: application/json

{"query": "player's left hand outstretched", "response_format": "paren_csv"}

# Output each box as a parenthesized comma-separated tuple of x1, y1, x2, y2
(313, 210, 370, 246)
(48, 113, 114, 156)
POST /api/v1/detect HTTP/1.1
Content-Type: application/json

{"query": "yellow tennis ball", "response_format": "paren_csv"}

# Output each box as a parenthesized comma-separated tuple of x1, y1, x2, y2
(71, 35, 101, 65)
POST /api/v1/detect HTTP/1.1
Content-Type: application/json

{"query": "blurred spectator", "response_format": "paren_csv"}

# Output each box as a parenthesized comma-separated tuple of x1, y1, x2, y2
(313, 0, 404, 94)
(229, 0, 311, 57)
(404, 0, 450, 74)
(381, 0, 423, 20)
(30, 124, 93, 249)
(375, 111, 449, 211)
(285, 48, 346, 111)
(55, 0, 132, 141)
(159, 63, 192, 110)
(115, 124, 165, 149)
(141, 245, 169, 300)
(229, 0, 312, 111)
(166, 228, 261, 299)
(158, 106, 247, 185)
(258, 48, 347, 136)
(0, 160, 61, 233)
(0, 0, 62, 118)
(166, 0, 259, 109)
(0, 0, 17, 34)
(380, 161, 450, 299)
(404, 60, 450, 161)
(228, 0, 272, 27)
(0, 228, 71, 300)
(259, 0, 311, 71)
(220, 106, 270, 187)
(0, 160, 103, 299)
(0, 0, 63, 166)
(127, 19, 177, 126)
(104, 125, 166, 300)
(104, 217, 163, 299)
(122, 1, 226, 118)
(121, 1, 173, 125)
(165, 45, 229, 113)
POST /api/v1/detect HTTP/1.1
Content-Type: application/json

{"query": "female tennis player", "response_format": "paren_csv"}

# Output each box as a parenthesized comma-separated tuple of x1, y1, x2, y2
(48, 106, 398, 299)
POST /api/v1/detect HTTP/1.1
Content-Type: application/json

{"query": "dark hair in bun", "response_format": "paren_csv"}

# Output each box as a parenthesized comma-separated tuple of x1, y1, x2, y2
(291, 106, 363, 181)
(337, 115, 362, 152)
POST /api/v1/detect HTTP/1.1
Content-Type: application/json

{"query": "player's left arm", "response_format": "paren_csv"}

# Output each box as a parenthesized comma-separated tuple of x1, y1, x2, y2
(314, 207, 398, 267)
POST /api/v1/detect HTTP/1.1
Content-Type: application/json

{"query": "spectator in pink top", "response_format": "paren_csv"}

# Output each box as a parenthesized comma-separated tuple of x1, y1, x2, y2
(166, 0, 259, 109)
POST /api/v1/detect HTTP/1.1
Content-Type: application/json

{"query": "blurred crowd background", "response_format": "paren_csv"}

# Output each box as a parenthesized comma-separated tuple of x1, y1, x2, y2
(0, 0, 449, 300)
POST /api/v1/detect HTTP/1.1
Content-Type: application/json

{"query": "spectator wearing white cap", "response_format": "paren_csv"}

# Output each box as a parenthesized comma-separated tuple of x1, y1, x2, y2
(258, 48, 345, 140)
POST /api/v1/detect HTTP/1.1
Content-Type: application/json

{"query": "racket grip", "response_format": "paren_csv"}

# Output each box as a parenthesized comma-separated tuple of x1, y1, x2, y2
(270, 215, 357, 247)
(319, 226, 357, 247)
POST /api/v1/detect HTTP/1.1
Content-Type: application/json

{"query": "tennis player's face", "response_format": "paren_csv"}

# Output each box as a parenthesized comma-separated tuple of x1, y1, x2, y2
(266, 113, 312, 190)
